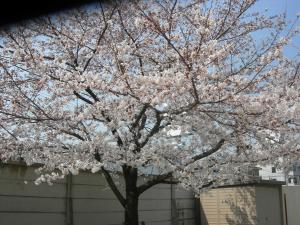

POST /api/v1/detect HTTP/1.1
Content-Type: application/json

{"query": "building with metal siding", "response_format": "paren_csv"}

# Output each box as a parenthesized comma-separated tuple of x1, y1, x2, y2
(199, 181, 284, 225)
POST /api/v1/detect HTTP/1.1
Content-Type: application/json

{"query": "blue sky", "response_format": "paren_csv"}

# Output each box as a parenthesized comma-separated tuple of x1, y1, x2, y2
(255, 0, 299, 16)
(253, 0, 300, 59)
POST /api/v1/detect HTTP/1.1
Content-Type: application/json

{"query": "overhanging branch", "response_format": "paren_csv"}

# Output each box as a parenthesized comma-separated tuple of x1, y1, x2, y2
(85, 87, 99, 102)
(73, 91, 93, 105)
(137, 172, 173, 195)
(102, 167, 126, 208)
(188, 139, 225, 165)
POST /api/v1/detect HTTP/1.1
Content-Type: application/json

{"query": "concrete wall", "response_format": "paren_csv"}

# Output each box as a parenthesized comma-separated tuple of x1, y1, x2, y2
(282, 185, 300, 225)
(199, 184, 283, 225)
(0, 164, 196, 225)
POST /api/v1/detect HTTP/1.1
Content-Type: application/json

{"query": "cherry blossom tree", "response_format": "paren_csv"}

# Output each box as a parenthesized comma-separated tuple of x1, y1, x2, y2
(0, 0, 299, 224)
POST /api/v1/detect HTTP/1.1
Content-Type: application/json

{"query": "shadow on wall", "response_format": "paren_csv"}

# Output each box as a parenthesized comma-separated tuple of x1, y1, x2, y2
(225, 187, 256, 225)
(200, 186, 257, 225)
(199, 198, 209, 225)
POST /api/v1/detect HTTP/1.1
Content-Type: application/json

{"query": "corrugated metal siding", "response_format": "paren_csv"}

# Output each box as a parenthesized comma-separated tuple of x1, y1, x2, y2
(199, 185, 284, 225)
(0, 164, 195, 225)
(199, 186, 257, 225)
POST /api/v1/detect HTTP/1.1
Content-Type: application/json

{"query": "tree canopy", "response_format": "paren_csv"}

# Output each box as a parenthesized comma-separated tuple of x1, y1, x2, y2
(0, 0, 299, 192)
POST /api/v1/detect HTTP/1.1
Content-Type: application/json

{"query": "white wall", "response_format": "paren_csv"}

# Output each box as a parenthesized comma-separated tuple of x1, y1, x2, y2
(258, 165, 286, 182)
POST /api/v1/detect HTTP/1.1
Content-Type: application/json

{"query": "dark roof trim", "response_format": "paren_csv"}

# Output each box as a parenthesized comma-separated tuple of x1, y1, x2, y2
(214, 180, 286, 188)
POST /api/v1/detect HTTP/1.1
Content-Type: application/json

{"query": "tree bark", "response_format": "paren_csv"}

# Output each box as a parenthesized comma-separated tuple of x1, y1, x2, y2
(123, 165, 139, 225)
(124, 190, 139, 225)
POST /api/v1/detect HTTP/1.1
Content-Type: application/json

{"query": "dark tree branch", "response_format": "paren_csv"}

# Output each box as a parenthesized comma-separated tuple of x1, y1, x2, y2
(131, 104, 149, 130)
(139, 110, 162, 148)
(189, 139, 225, 164)
(60, 129, 86, 141)
(135, 5, 191, 70)
(0, 110, 61, 122)
(201, 180, 215, 189)
(0, 124, 18, 140)
(82, 4, 117, 73)
(137, 172, 173, 195)
(289, 63, 300, 87)
(76, 87, 124, 147)
(100, 111, 124, 147)
(102, 166, 126, 208)
(73, 91, 93, 105)
(160, 180, 178, 185)
(85, 87, 100, 102)
(215, 1, 255, 40)
(139, 114, 147, 130)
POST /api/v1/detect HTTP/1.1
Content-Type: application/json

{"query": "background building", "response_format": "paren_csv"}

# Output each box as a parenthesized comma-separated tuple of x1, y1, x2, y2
(254, 161, 300, 185)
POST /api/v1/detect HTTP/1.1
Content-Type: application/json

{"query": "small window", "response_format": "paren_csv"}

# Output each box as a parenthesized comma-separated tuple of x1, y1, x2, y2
(272, 167, 276, 173)
(253, 168, 259, 176)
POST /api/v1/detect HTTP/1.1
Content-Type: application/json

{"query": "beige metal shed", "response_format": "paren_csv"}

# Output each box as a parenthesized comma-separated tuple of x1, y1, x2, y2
(199, 181, 284, 225)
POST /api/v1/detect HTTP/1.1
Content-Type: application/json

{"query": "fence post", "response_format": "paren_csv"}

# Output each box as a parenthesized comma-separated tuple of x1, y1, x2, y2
(283, 193, 288, 225)
(66, 174, 73, 225)
(171, 179, 179, 225)
(194, 197, 201, 225)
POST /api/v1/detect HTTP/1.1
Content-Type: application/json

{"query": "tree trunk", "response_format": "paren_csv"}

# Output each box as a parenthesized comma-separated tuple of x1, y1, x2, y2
(124, 191, 139, 225)
(123, 166, 139, 225)
(103, 165, 173, 225)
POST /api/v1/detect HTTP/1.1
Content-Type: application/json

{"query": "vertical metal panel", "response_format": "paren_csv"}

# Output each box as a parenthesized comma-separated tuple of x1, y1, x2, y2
(255, 186, 283, 225)
(65, 174, 73, 225)
(283, 193, 288, 225)
(282, 185, 300, 225)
